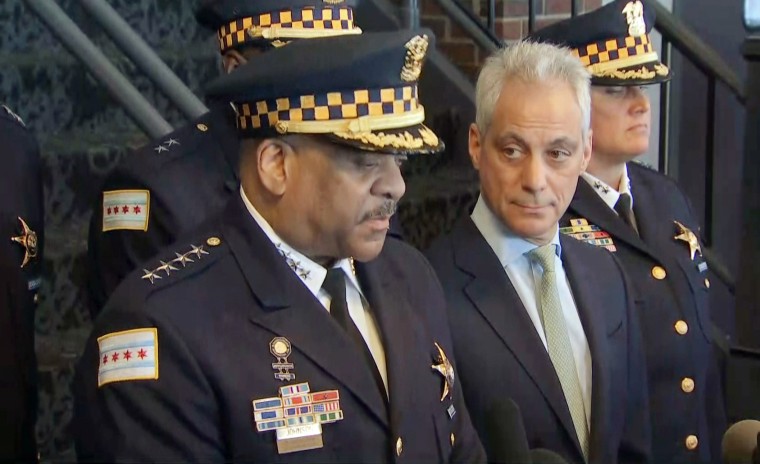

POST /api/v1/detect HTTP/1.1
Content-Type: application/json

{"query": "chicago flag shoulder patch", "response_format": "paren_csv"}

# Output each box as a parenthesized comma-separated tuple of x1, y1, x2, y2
(102, 189, 150, 232)
(97, 328, 159, 387)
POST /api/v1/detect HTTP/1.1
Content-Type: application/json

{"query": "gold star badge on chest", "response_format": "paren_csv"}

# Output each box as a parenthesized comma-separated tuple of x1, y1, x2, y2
(10, 217, 38, 268)
(431, 342, 455, 402)
(673, 220, 702, 260)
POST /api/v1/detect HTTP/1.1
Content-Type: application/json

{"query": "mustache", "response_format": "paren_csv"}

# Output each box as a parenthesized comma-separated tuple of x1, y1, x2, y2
(362, 201, 397, 221)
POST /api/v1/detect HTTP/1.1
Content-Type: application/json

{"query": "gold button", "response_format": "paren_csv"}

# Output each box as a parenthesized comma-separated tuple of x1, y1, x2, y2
(206, 236, 221, 247)
(450, 433, 455, 447)
(685, 434, 698, 450)
(681, 377, 695, 393)
(675, 320, 689, 335)
(396, 437, 403, 456)
(652, 265, 667, 280)
(704, 278, 710, 289)
(33, 294, 39, 304)
(196, 123, 208, 132)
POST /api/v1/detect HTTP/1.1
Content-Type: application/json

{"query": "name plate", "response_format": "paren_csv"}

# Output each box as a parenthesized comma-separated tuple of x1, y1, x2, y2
(276, 423, 324, 454)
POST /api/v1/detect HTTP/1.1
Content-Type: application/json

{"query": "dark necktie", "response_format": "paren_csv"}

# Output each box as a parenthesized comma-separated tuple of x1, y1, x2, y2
(614, 193, 639, 235)
(322, 267, 387, 399)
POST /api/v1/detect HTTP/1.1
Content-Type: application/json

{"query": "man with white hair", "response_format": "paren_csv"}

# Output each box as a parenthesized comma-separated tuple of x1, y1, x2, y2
(426, 40, 651, 464)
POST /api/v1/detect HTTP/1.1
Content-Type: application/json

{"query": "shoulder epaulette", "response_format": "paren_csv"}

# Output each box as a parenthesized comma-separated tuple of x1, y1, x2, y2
(139, 235, 226, 287)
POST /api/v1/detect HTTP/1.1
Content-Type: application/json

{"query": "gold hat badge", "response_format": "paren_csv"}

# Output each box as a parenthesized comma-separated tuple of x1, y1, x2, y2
(11, 217, 38, 268)
(400, 34, 429, 82)
(622, 1, 646, 37)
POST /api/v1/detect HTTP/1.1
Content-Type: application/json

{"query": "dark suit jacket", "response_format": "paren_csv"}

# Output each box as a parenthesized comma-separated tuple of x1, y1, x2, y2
(562, 162, 726, 463)
(0, 106, 42, 463)
(426, 218, 651, 464)
(74, 196, 484, 463)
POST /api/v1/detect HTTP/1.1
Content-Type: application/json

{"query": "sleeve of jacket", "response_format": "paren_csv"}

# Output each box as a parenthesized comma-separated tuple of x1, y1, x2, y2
(73, 294, 225, 462)
(613, 254, 652, 464)
(86, 172, 177, 316)
(418, 251, 487, 464)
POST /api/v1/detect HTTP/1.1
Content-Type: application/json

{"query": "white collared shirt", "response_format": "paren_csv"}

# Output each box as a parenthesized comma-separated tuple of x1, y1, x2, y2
(471, 195, 592, 422)
(581, 164, 634, 213)
(240, 188, 388, 393)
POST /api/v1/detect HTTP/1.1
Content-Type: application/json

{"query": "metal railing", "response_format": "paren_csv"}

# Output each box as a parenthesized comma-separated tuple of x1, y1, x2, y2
(24, 0, 213, 139)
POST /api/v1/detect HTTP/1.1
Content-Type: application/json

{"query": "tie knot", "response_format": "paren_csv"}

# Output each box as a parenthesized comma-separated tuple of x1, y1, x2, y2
(322, 267, 346, 299)
(528, 244, 557, 272)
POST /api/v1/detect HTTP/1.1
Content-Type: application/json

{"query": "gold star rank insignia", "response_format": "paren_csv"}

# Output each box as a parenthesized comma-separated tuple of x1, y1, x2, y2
(431, 342, 455, 402)
(10, 217, 38, 268)
(673, 220, 702, 260)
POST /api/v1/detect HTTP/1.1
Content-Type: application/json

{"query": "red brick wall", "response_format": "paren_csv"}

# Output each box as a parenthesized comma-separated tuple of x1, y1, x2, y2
(416, 0, 603, 80)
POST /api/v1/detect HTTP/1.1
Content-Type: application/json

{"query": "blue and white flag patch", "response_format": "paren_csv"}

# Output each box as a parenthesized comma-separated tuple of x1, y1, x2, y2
(97, 328, 158, 387)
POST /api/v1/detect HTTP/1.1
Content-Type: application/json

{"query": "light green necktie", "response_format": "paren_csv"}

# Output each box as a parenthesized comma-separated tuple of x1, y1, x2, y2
(528, 244, 590, 461)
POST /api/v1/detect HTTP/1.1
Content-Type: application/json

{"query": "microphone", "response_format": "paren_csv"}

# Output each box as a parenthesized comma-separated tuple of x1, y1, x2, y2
(484, 398, 531, 463)
(723, 420, 760, 464)
(529, 448, 569, 463)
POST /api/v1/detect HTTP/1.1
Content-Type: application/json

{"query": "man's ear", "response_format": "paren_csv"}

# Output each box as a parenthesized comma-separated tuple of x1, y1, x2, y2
(221, 50, 247, 74)
(469, 123, 483, 171)
(257, 139, 292, 196)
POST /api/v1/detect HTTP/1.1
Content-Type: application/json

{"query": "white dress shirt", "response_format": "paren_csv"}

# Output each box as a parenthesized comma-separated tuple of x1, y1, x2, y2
(471, 195, 592, 422)
(240, 188, 388, 393)
(581, 164, 634, 214)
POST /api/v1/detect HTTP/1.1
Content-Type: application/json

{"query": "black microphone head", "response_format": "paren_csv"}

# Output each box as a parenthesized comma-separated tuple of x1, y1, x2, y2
(723, 420, 760, 464)
(484, 398, 531, 464)
(529, 448, 570, 464)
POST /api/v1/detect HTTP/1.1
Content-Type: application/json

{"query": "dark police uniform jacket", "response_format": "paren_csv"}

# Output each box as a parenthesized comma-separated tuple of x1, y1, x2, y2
(0, 105, 43, 462)
(86, 105, 240, 316)
(74, 195, 485, 463)
(561, 162, 726, 463)
(425, 218, 651, 464)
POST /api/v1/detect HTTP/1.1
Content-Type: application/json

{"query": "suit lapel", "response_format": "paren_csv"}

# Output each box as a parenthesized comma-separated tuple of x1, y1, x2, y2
(451, 219, 580, 449)
(356, 257, 424, 439)
(221, 197, 388, 427)
(568, 177, 654, 259)
(560, 236, 619, 463)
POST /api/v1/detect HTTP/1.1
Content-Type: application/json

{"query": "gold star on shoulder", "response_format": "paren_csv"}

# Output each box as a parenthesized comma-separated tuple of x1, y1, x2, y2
(141, 239, 217, 284)
(673, 220, 702, 260)
(431, 342, 455, 402)
(10, 217, 38, 268)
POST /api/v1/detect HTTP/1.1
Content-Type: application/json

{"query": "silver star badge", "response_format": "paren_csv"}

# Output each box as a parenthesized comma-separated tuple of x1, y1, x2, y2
(172, 252, 194, 267)
(141, 269, 162, 284)
(164, 138, 180, 147)
(156, 260, 179, 276)
(154, 145, 168, 153)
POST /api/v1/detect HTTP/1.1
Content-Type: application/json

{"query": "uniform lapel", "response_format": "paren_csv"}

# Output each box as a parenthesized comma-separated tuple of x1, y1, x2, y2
(560, 236, 620, 463)
(221, 196, 388, 427)
(451, 219, 580, 449)
(568, 177, 655, 259)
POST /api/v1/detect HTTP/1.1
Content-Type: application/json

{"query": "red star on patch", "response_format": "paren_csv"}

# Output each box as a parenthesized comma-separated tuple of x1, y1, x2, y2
(107, 207, 112, 215)
(113, 207, 119, 215)
(134, 205, 141, 214)
(103, 354, 108, 364)
(123, 350, 132, 361)
(122, 205, 129, 214)
(137, 349, 147, 360)
(111, 352, 120, 362)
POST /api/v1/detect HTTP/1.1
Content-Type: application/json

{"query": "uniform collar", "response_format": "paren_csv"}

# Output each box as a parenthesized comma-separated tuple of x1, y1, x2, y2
(580, 164, 633, 211)
(470, 194, 562, 268)
(239, 187, 360, 299)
